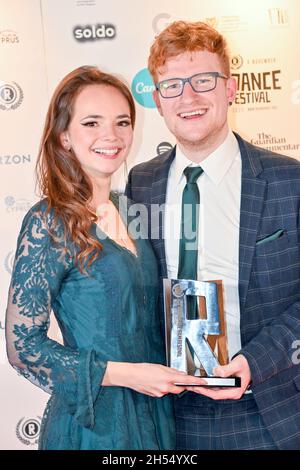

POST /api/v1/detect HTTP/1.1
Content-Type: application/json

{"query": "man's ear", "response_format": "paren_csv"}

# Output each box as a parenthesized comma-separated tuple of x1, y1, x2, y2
(153, 90, 163, 116)
(226, 77, 237, 106)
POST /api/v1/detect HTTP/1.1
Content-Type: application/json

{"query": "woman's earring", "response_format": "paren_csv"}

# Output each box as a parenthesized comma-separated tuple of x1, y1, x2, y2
(63, 140, 71, 151)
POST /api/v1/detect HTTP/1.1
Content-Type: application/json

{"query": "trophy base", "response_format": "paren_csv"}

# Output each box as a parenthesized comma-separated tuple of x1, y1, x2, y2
(175, 376, 241, 388)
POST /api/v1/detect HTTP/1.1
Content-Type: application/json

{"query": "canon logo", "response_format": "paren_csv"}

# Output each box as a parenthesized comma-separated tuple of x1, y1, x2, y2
(73, 24, 116, 41)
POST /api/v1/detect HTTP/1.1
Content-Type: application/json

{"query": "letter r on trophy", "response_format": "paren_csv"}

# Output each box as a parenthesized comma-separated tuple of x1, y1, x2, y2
(163, 279, 241, 387)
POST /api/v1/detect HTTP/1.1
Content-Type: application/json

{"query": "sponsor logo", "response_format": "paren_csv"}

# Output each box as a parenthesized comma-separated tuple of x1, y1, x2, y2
(268, 8, 289, 27)
(0, 82, 23, 110)
(250, 133, 300, 153)
(157, 142, 173, 156)
(0, 154, 31, 165)
(131, 69, 156, 109)
(4, 196, 32, 213)
(16, 417, 41, 446)
(73, 24, 116, 41)
(5, 251, 15, 275)
(291, 80, 300, 105)
(204, 17, 218, 29)
(152, 14, 248, 35)
(152, 13, 171, 34)
(76, 0, 96, 6)
(204, 16, 248, 32)
(0, 29, 19, 44)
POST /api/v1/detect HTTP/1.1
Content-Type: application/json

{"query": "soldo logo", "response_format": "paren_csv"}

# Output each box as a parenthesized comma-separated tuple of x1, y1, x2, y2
(73, 24, 116, 41)
(131, 69, 156, 109)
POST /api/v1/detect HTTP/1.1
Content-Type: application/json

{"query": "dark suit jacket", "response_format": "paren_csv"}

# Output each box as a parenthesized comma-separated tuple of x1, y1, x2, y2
(125, 133, 300, 449)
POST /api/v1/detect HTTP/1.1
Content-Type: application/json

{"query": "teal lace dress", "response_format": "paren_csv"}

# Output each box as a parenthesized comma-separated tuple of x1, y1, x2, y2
(5, 194, 175, 450)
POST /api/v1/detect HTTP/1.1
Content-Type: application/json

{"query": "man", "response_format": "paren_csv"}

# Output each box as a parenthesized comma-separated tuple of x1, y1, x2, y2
(126, 21, 300, 449)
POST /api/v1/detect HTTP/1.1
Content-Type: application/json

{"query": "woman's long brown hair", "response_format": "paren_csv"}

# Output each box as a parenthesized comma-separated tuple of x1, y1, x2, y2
(36, 66, 136, 271)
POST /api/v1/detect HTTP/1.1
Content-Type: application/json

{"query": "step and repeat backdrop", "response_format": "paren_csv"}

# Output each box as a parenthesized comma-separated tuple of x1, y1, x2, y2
(0, 0, 299, 449)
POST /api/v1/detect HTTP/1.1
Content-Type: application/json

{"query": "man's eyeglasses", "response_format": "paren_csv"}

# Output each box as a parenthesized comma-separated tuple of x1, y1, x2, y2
(155, 72, 228, 98)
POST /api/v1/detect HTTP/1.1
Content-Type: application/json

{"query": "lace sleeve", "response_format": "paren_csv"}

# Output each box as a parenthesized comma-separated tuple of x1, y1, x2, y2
(5, 202, 106, 428)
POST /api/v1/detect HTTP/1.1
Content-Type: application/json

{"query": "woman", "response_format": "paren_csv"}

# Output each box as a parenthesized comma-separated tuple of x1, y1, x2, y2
(5, 66, 202, 450)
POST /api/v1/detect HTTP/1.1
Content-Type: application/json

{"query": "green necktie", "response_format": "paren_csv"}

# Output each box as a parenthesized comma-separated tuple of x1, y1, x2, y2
(178, 166, 203, 318)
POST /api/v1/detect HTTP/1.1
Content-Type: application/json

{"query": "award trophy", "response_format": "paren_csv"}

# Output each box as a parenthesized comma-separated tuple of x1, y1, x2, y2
(163, 278, 241, 387)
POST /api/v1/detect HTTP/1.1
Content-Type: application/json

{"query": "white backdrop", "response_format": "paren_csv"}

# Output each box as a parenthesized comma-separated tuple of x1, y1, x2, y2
(1, 0, 299, 449)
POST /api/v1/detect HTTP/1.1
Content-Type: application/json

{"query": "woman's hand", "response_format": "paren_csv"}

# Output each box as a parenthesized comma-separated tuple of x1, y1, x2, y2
(103, 362, 206, 397)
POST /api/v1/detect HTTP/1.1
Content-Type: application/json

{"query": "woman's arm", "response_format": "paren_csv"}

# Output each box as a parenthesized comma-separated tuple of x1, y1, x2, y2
(5, 204, 106, 428)
(103, 361, 206, 396)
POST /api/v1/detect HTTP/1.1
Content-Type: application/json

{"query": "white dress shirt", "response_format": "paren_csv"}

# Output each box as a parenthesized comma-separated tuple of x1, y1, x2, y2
(164, 131, 242, 360)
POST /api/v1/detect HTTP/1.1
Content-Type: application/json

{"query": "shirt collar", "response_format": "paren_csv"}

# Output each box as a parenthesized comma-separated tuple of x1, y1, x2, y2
(174, 131, 240, 186)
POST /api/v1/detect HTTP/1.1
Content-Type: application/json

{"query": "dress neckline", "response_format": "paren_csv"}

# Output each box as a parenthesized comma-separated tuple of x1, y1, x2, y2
(93, 192, 138, 259)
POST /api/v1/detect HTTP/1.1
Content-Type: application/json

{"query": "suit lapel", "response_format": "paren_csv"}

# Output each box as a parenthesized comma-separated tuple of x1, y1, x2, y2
(236, 134, 267, 310)
(150, 147, 176, 278)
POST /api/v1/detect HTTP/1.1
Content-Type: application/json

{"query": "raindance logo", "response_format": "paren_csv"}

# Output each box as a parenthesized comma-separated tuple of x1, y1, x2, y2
(232, 69, 281, 105)
(131, 69, 156, 108)
(16, 417, 41, 446)
(0, 82, 23, 110)
(0, 29, 19, 44)
(4, 195, 32, 213)
(73, 24, 116, 41)
(231, 55, 243, 70)
(5, 251, 15, 275)
(157, 142, 173, 156)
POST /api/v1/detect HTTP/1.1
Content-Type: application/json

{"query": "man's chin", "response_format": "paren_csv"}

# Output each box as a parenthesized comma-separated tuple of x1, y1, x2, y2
(176, 136, 207, 151)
